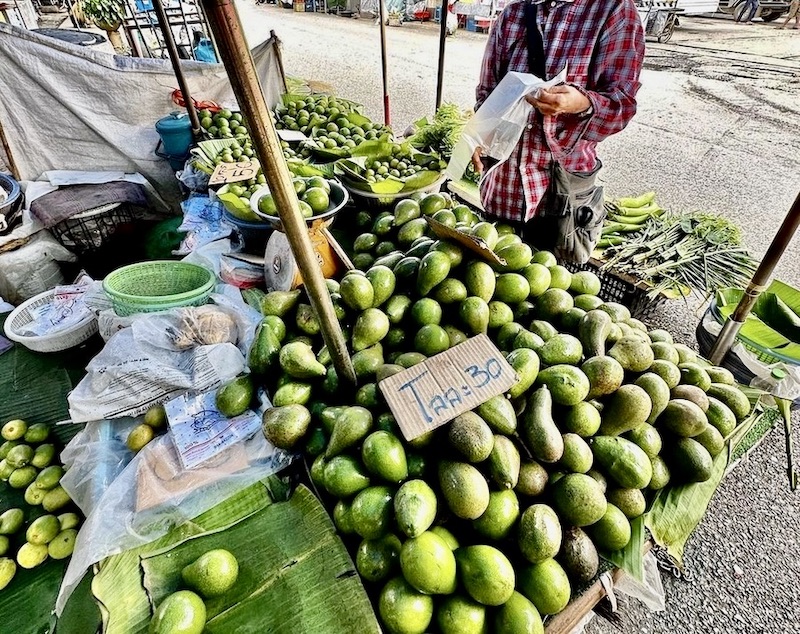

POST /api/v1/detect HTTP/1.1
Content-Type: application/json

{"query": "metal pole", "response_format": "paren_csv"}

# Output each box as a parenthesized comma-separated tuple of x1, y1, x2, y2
(152, 0, 202, 135)
(200, 0, 357, 386)
(709, 190, 800, 364)
(435, 0, 448, 110)
(377, 0, 390, 126)
(270, 30, 289, 93)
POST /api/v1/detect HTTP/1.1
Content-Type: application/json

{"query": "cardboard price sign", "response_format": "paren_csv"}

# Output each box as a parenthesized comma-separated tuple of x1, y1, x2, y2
(426, 217, 507, 267)
(378, 334, 517, 441)
(208, 159, 261, 185)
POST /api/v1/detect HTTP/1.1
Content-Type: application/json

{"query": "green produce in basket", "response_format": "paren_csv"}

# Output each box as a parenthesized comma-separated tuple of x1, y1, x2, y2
(394, 479, 437, 538)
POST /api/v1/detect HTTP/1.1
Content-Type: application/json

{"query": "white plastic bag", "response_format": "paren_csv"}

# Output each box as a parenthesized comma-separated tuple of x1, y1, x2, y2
(56, 427, 295, 614)
(446, 68, 568, 184)
(614, 551, 666, 612)
(0, 231, 76, 304)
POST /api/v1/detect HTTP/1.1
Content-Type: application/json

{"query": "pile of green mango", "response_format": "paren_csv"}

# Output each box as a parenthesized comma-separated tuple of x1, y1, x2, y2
(0, 419, 82, 591)
(214, 191, 754, 633)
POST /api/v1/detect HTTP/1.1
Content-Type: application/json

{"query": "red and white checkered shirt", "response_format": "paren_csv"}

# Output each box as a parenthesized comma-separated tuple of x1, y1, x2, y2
(476, 0, 645, 222)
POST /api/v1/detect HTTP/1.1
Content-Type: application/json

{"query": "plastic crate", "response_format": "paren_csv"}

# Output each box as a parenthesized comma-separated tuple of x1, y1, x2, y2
(562, 257, 666, 320)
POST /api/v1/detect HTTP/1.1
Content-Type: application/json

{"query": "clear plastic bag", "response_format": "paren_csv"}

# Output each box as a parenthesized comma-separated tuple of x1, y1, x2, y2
(614, 551, 666, 612)
(56, 427, 295, 614)
(446, 68, 568, 184)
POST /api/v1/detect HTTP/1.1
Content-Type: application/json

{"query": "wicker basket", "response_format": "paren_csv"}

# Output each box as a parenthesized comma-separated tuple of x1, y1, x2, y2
(103, 261, 215, 316)
(3, 289, 98, 353)
(563, 257, 667, 320)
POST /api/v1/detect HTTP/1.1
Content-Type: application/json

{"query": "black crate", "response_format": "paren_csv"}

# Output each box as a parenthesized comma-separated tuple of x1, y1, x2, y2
(563, 257, 667, 321)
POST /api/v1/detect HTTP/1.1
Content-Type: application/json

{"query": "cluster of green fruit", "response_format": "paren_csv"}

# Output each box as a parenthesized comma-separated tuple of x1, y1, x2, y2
(309, 120, 391, 154)
(257, 176, 333, 220)
(126, 405, 168, 454)
(200, 108, 249, 140)
(221, 191, 752, 634)
(0, 509, 80, 590)
(0, 419, 82, 592)
(149, 549, 239, 634)
(280, 140, 312, 162)
(0, 420, 73, 511)
(273, 95, 385, 137)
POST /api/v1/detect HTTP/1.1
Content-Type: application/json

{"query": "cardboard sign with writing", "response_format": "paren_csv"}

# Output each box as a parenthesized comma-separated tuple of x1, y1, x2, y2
(378, 334, 517, 441)
(208, 159, 261, 185)
(425, 217, 507, 267)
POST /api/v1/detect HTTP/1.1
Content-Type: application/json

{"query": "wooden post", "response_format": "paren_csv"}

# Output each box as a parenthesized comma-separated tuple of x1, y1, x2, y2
(709, 190, 800, 364)
(200, 0, 357, 386)
(0, 116, 20, 180)
(153, 0, 202, 136)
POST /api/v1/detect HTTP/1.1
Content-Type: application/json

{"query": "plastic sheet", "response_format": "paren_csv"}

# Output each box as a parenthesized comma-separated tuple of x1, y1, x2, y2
(0, 231, 76, 304)
(55, 426, 295, 614)
(446, 68, 567, 184)
(67, 288, 261, 423)
(614, 551, 666, 612)
(176, 194, 233, 254)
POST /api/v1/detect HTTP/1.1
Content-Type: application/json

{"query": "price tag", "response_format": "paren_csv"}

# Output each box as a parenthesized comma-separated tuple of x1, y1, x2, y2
(165, 391, 263, 470)
(378, 334, 517, 441)
(208, 159, 261, 186)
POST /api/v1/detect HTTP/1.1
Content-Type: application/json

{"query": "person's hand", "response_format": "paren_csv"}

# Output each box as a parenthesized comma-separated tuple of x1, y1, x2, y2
(526, 85, 591, 116)
(471, 146, 484, 174)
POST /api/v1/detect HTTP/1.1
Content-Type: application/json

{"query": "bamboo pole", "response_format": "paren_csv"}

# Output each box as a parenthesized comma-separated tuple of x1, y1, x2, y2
(378, 0, 390, 126)
(435, 0, 448, 110)
(709, 190, 800, 364)
(153, 0, 202, 136)
(0, 116, 20, 180)
(200, 0, 357, 386)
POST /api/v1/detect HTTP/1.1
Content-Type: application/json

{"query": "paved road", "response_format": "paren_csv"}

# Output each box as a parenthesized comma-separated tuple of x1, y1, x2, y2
(238, 6, 800, 633)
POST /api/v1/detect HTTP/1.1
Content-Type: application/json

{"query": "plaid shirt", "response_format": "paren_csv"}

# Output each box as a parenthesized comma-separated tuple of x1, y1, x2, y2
(476, 0, 645, 222)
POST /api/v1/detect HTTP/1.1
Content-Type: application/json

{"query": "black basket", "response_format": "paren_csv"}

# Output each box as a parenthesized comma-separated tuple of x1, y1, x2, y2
(50, 203, 137, 254)
(563, 257, 667, 321)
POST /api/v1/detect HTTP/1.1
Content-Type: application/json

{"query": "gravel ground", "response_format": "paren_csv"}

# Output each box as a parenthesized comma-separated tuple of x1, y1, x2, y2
(237, 7, 800, 632)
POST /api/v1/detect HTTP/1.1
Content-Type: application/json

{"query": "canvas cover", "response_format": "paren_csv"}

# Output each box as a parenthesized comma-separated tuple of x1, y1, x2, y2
(0, 24, 285, 202)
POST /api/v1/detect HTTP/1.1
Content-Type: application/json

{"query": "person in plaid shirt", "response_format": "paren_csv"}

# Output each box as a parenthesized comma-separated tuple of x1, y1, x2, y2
(472, 0, 645, 229)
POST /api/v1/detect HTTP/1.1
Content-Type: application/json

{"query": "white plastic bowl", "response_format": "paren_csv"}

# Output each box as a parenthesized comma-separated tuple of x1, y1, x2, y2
(4, 289, 98, 353)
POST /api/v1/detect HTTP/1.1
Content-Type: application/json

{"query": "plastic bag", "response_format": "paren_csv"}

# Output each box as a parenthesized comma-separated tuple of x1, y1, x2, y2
(177, 162, 211, 194)
(167, 305, 239, 350)
(614, 551, 666, 612)
(0, 231, 76, 304)
(176, 194, 234, 254)
(446, 68, 568, 184)
(55, 425, 295, 614)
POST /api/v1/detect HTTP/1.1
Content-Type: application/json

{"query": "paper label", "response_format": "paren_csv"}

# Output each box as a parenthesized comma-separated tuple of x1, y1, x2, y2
(209, 159, 261, 185)
(378, 334, 517, 441)
(165, 391, 263, 470)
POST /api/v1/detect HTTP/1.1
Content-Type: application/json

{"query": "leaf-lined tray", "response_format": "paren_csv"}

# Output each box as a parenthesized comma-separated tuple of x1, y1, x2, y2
(91, 481, 379, 634)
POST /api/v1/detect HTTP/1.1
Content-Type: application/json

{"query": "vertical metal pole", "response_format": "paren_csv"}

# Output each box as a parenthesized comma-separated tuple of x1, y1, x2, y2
(201, 0, 357, 386)
(377, 0, 390, 126)
(709, 190, 800, 364)
(152, 0, 202, 135)
(270, 30, 289, 93)
(435, 0, 448, 110)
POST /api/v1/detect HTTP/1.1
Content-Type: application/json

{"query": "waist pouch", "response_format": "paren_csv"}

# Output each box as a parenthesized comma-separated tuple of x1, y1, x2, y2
(527, 160, 605, 264)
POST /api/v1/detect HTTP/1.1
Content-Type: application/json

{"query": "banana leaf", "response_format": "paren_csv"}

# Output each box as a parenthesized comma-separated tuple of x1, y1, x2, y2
(348, 138, 397, 158)
(401, 170, 443, 193)
(91, 480, 378, 634)
(645, 401, 765, 566)
(602, 515, 646, 583)
(287, 160, 332, 178)
(217, 191, 261, 222)
(0, 314, 98, 633)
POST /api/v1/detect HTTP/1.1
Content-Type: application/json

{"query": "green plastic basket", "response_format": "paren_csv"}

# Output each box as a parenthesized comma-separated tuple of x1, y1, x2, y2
(103, 261, 215, 316)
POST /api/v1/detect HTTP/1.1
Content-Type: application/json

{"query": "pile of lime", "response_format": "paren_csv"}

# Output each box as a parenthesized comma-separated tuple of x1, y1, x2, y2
(273, 95, 360, 134)
(200, 108, 249, 140)
(256, 175, 333, 220)
(310, 119, 389, 153)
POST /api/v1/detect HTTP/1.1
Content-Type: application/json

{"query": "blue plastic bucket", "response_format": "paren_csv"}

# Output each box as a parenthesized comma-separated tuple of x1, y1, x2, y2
(155, 112, 192, 157)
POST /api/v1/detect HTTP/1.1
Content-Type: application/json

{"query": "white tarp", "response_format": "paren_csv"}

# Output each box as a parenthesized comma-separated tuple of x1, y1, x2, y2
(0, 24, 285, 202)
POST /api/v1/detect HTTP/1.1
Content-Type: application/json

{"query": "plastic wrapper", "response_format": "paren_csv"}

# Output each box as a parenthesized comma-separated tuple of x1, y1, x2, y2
(167, 305, 239, 350)
(67, 288, 261, 423)
(446, 68, 568, 184)
(614, 551, 666, 612)
(177, 162, 211, 193)
(0, 231, 76, 304)
(220, 254, 265, 289)
(55, 425, 296, 614)
(176, 193, 234, 254)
